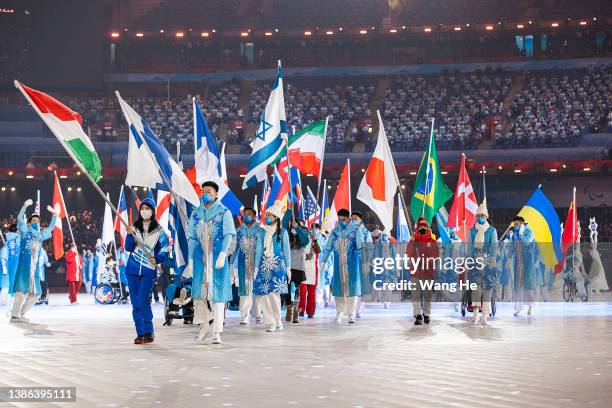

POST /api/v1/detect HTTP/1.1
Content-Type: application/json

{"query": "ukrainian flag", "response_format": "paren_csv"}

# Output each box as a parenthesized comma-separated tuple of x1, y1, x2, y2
(517, 187, 562, 268)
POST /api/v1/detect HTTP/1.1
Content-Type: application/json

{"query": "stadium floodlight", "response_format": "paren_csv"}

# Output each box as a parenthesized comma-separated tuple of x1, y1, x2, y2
(175, 32, 184, 37)
(579, 21, 587, 26)
(111, 32, 120, 38)
(1, 187, 5, 191)
(359, 29, 367, 35)
(550, 168, 558, 173)
(136, 32, 143, 37)
(67, 187, 73, 192)
(516, 24, 524, 29)
(424, 27, 432, 32)
(551, 22, 559, 27)
(583, 167, 591, 172)
(454, 27, 462, 31)
(304, 31, 312, 36)
(241, 32, 249, 37)
(11, 187, 15, 192)
(326, 30, 334, 35)
(389, 29, 397, 33)
(265, 32, 272, 36)
(201, 32, 209, 37)
(485, 25, 494, 31)
(77, 187, 82, 192)
(160, 29, 164, 33)
(60, 175, 67, 179)
(26, 175, 34, 179)
(8, 171, 13, 176)
(409, 171, 417, 175)
(514, 169, 522, 173)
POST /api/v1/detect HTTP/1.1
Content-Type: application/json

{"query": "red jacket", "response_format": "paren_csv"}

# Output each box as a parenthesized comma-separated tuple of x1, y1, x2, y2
(65, 250, 84, 282)
(406, 230, 439, 279)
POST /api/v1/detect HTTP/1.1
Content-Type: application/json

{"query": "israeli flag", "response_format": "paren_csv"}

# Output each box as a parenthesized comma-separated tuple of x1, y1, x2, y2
(117, 91, 199, 207)
(193, 99, 243, 215)
(242, 60, 287, 189)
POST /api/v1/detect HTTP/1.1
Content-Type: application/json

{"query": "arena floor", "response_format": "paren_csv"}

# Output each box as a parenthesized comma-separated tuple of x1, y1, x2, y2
(1, 294, 611, 408)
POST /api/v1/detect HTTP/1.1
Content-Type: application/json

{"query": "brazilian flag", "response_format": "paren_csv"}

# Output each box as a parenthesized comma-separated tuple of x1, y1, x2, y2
(409, 131, 452, 225)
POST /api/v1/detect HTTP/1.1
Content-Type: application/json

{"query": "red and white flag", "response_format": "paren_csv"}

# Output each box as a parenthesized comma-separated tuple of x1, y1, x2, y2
(156, 190, 171, 235)
(555, 187, 579, 274)
(356, 112, 400, 232)
(325, 159, 351, 231)
(52, 173, 68, 260)
(447, 154, 477, 241)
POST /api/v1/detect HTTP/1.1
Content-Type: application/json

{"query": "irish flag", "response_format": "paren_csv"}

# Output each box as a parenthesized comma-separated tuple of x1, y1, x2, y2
(325, 159, 351, 232)
(15, 81, 102, 182)
(357, 112, 399, 232)
(52, 172, 68, 260)
(277, 119, 327, 181)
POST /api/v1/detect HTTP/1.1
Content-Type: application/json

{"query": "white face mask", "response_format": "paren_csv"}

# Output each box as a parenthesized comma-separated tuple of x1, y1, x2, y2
(140, 209, 153, 220)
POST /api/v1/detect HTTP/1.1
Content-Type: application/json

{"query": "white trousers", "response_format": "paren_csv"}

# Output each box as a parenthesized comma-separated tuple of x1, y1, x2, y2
(239, 294, 261, 320)
(194, 300, 225, 333)
(335, 296, 358, 317)
(258, 293, 281, 326)
(11, 291, 39, 319)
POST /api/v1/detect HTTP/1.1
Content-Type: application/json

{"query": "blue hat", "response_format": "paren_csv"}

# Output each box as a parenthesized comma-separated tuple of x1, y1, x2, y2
(140, 198, 156, 211)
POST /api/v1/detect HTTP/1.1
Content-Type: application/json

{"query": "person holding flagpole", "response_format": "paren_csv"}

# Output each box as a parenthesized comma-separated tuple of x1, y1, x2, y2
(232, 207, 265, 324)
(65, 244, 84, 304)
(10, 199, 58, 323)
(124, 198, 170, 344)
(319, 208, 365, 324)
(466, 201, 498, 325)
(185, 181, 236, 344)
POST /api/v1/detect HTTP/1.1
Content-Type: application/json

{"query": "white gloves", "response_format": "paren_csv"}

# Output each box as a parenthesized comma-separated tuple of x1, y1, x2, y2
(23, 199, 33, 208)
(286, 267, 292, 282)
(47, 205, 58, 215)
(215, 251, 227, 269)
(183, 260, 194, 279)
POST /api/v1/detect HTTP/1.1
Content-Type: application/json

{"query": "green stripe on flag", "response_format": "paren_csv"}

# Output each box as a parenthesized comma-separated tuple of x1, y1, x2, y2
(65, 138, 102, 182)
(272, 120, 325, 165)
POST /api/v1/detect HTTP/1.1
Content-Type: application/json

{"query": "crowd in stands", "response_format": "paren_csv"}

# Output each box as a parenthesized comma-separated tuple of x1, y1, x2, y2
(380, 72, 511, 151)
(495, 67, 611, 148)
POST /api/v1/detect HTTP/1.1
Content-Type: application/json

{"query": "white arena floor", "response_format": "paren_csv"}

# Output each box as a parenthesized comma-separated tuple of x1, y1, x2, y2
(1, 293, 611, 408)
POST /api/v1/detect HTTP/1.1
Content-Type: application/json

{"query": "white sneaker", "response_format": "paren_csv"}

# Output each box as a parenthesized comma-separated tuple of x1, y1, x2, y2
(335, 313, 342, 324)
(480, 317, 488, 325)
(348, 315, 356, 324)
(256, 317, 263, 324)
(211, 333, 222, 344)
(266, 324, 276, 332)
(195, 324, 212, 341)
(240, 317, 249, 325)
(527, 306, 533, 316)
(20, 316, 31, 323)
(9, 316, 22, 324)
(513, 309, 521, 317)
(275, 322, 284, 331)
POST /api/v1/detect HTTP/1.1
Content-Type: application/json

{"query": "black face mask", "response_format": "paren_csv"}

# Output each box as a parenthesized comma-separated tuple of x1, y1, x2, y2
(418, 228, 428, 234)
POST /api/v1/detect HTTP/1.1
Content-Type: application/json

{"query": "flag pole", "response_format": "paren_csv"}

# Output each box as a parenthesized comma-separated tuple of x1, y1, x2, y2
(347, 158, 352, 213)
(54, 171, 76, 246)
(315, 116, 329, 205)
(420, 118, 435, 219)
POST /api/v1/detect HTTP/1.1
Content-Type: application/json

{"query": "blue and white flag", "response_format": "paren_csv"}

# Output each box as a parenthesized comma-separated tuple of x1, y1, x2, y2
(396, 194, 410, 243)
(242, 60, 287, 189)
(117, 92, 200, 207)
(193, 99, 243, 215)
(169, 195, 189, 273)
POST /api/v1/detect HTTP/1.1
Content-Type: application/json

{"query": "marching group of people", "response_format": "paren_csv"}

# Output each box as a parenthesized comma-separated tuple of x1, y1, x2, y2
(1, 181, 605, 346)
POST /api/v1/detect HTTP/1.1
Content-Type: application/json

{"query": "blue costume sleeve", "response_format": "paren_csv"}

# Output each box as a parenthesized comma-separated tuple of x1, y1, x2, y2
(254, 231, 263, 269)
(319, 230, 335, 265)
(518, 226, 535, 243)
(1, 246, 7, 273)
(17, 205, 28, 236)
(187, 210, 199, 261)
(281, 229, 291, 269)
(355, 227, 365, 250)
(39, 215, 57, 241)
(296, 226, 310, 248)
(220, 209, 236, 253)
(125, 233, 136, 253)
(154, 232, 170, 266)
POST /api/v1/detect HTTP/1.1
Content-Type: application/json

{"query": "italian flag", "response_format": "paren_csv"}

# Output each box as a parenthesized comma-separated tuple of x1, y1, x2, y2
(277, 120, 327, 180)
(15, 81, 102, 182)
(52, 172, 68, 260)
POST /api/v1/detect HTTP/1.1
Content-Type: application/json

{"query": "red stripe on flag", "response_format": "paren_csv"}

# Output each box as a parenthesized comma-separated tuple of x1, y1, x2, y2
(19, 82, 83, 125)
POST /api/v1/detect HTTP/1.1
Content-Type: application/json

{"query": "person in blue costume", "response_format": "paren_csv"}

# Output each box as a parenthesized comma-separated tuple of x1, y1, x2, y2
(4, 223, 21, 298)
(0, 233, 8, 304)
(507, 215, 538, 316)
(371, 229, 397, 308)
(232, 207, 264, 324)
(466, 202, 498, 325)
(351, 211, 372, 318)
(319, 208, 365, 324)
(184, 181, 236, 344)
(10, 199, 58, 323)
(314, 224, 333, 307)
(124, 198, 170, 344)
(253, 202, 291, 333)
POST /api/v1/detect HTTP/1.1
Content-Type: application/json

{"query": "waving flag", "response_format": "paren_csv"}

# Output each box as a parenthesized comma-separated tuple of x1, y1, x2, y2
(304, 186, 320, 229)
(102, 193, 115, 248)
(15, 81, 102, 182)
(555, 188, 578, 274)
(156, 190, 171, 235)
(396, 194, 410, 243)
(243, 61, 287, 189)
(516, 186, 562, 268)
(357, 111, 400, 232)
(447, 154, 477, 241)
(325, 160, 351, 231)
(169, 195, 189, 273)
(114, 186, 128, 249)
(117, 91, 199, 207)
(266, 166, 289, 211)
(435, 207, 452, 244)
(319, 179, 329, 225)
(275, 119, 327, 181)
(218, 143, 244, 215)
(52, 173, 68, 260)
(409, 121, 452, 224)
